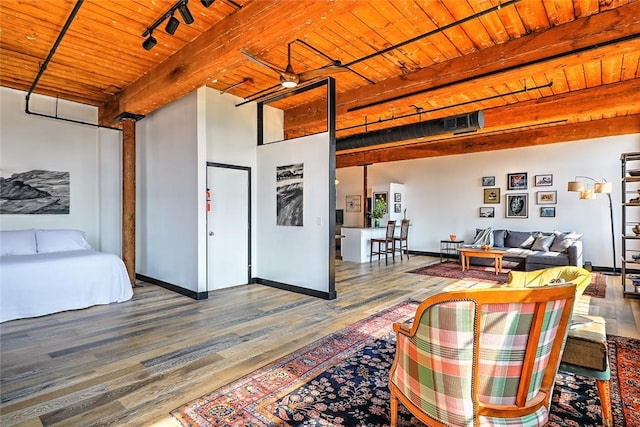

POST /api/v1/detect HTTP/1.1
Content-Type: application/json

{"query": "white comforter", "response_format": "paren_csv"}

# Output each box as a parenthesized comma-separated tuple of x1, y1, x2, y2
(0, 249, 133, 322)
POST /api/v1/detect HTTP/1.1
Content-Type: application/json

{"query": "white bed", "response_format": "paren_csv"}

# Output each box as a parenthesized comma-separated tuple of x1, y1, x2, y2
(0, 229, 133, 323)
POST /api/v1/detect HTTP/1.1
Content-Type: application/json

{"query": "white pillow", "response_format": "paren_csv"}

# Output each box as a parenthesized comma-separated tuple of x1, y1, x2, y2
(0, 229, 37, 256)
(36, 229, 92, 253)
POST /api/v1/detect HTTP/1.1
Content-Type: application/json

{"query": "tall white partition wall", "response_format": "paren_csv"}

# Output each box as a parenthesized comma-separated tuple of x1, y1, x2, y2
(256, 133, 333, 297)
(254, 78, 336, 299)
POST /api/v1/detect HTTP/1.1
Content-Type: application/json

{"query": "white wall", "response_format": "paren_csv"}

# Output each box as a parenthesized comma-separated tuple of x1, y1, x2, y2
(136, 91, 201, 291)
(337, 134, 640, 269)
(0, 87, 122, 255)
(256, 133, 331, 292)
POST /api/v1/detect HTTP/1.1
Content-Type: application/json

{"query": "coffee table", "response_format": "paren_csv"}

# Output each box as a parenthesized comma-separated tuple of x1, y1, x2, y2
(457, 247, 507, 275)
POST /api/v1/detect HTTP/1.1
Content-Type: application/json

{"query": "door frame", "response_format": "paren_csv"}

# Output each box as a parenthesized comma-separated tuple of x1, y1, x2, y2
(206, 161, 252, 285)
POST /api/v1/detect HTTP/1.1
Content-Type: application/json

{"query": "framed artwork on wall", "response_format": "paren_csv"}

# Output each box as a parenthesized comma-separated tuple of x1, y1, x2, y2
(482, 176, 495, 186)
(479, 207, 495, 218)
(372, 191, 388, 214)
(535, 174, 553, 186)
(506, 193, 528, 218)
(483, 188, 500, 204)
(346, 195, 361, 212)
(507, 172, 528, 190)
(394, 203, 401, 213)
(536, 190, 557, 204)
(540, 207, 556, 217)
(394, 192, 401, 202)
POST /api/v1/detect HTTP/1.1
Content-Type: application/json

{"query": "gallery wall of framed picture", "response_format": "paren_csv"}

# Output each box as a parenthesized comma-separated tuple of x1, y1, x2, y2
(478, 172, 557, 218)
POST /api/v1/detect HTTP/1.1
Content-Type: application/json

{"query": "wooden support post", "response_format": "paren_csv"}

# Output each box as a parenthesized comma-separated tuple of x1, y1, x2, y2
(115, 112, 144, 286)
(121, 118, 136, 286)
(363, 164, 368, 227)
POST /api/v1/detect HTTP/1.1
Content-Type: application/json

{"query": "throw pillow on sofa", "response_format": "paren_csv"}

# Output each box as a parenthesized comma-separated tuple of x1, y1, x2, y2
(550, 231, 582, 253)
(531, 233, 555, 252)
(473, 227, 494, 246)
(505, 230, 535, 249)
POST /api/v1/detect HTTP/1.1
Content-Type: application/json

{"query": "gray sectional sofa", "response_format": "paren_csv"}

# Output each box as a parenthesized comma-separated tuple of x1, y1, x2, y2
(466, 228, 583, 271)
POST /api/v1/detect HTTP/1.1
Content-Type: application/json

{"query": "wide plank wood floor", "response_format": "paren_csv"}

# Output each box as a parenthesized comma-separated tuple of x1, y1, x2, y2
(1, 255, 639, 426)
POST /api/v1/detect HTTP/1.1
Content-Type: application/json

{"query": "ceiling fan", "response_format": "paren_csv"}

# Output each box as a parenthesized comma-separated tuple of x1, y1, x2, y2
(241, 41, 347, 89)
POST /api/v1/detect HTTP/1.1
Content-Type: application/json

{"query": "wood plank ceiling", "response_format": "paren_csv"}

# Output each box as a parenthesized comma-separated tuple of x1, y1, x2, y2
(1, 0, 639, 168)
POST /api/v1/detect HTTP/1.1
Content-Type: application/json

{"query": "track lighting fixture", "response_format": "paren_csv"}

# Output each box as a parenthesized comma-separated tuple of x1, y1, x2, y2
(177, 3, 194, 24)
(142, 33, 157, 50)
(165, 13, 180, 35)
(141, 0, 242, 50)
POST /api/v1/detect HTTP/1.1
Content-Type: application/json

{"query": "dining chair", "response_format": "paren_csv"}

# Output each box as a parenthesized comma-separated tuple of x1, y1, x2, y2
(394, 219, 410, 260)
(370, 220, 396, 264)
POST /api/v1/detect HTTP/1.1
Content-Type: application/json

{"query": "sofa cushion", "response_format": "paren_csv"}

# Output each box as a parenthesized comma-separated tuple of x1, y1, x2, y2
(505, 230, 535, 249)
(505, 247, 535, 258)
(473, 227, 494, 246)
(526, 251, 570, 267)
(493, 229, 507, 247)
(531, 233, 555, 252)
(550, 231, 582, 253)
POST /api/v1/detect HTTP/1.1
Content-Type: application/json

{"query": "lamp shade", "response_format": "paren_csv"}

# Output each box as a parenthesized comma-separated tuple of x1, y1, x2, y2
(594, 182, 612, 194)
(567, 181, 584, 192)
(580, 187, 596, 199)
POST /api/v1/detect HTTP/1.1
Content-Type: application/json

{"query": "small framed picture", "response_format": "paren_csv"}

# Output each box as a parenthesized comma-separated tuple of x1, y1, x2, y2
(482, 176, 495, 186)
(507, 172, 528, 190)
(372, 192, 388, 214)
(536, 190, 557, 204)
(394, 203, 401, 213)
(483, 188, 500, 204)
(506, 193, 528, 218)
(479, 207, 495, 218)
(535, 174, 553, 187)
(394, 193, 401, 202)
(540, 207, 556, 217)
(346, 195, 361, 212)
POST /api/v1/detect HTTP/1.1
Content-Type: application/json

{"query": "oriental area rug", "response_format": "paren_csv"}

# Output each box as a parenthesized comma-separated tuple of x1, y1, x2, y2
(171, 300, 637, 427)
(407, 261, 607, 298)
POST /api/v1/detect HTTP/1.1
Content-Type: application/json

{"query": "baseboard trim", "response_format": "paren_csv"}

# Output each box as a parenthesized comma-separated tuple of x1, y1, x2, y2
(136, 274, 208, 300)
(254, 277, 336, 300)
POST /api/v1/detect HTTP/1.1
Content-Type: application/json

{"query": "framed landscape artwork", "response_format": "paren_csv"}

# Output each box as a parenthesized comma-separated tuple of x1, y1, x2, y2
(483, 188, 500, 204)
(535, 174, 553, 186)
(507, 172, 528, 190)
(540, 207, 556, 217)
(536, 190, 557, 204)
(482, 176, 495, 186)
(479, 207, 495, 218)
(506, 193, 528, 218)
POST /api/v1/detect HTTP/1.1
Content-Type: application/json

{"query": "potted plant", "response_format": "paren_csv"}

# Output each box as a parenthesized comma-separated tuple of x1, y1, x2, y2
(370, 198, 386, 227)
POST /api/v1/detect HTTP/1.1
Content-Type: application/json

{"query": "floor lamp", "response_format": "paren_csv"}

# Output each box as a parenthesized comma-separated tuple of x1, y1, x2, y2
(567, 176, 619, 275)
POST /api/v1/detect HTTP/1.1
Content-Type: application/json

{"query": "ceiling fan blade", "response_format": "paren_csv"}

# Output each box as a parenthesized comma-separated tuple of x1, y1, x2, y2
(240, 49, 285, 75)
(298, 65, 350, 82)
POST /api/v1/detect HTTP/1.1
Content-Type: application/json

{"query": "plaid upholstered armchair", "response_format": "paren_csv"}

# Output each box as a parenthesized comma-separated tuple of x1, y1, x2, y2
(388, 284, 576, 427)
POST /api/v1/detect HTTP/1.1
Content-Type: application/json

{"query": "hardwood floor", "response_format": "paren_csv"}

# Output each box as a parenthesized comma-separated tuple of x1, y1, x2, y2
(1, 256, 638, 426)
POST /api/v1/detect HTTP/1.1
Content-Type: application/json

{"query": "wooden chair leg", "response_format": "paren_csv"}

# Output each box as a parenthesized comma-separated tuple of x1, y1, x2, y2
(596, 379, 612, 427)
(390, 392, 398, 427)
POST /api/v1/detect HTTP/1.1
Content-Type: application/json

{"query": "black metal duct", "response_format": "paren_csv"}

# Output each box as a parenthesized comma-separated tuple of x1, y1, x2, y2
(336, 110, 484, 151)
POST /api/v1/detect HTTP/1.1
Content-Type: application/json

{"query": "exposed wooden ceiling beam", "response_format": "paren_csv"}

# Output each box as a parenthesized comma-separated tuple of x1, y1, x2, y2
(285, 2, 640, 135)
(336, 114, 640, 168)
(98, 0, 360, 126)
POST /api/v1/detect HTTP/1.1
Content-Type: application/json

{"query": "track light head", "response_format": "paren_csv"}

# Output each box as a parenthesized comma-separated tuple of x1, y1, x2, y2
(178, 3, 194, 24)
(142, 33, 157, 50)
(165, 14, 180, 35)
(201, 0, 215, 7)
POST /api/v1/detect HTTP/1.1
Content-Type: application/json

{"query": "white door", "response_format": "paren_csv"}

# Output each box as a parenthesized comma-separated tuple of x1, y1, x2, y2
(207, 166, 250, 291)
